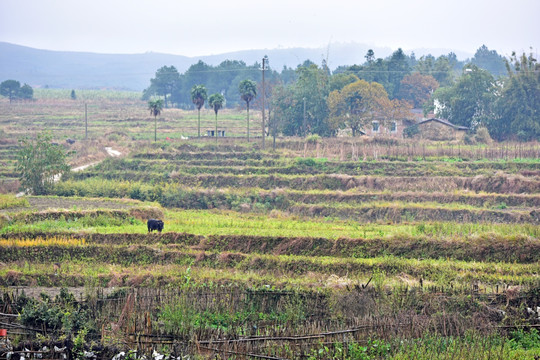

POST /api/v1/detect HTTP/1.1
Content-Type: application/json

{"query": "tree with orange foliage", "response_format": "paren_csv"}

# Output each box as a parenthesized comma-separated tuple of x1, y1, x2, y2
(328, 80, 392, 136)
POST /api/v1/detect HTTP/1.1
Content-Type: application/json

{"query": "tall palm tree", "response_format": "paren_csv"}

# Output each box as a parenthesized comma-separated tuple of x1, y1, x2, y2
(148, 99, 164, 142)
(190, 85, 208, 138)
(208, 93, 225, 145)
(238, 79, 257, 142)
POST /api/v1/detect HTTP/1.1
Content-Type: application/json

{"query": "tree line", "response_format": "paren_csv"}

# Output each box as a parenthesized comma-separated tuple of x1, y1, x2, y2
(142, 60, 278, 108)
(144, 45, 538, 142)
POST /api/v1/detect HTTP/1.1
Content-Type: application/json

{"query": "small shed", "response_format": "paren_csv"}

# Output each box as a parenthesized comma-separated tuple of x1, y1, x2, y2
(412, 118, 469, 141)
(206, 129, 226, 137)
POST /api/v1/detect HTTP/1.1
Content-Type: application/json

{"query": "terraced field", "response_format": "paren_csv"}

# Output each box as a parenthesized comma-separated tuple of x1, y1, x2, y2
(1, 138, 539, 359)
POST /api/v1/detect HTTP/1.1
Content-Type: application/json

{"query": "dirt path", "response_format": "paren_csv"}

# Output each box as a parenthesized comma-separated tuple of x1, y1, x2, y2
(105, 147, 122, 157)
(72, 162, 100, 172)
(73, 147, 123, 172)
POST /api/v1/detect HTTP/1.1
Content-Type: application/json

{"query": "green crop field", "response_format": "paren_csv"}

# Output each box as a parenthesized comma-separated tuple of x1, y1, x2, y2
(0, 92, 539, 359)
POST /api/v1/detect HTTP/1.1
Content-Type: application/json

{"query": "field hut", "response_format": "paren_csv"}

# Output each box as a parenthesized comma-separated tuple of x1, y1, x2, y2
(410, 118, 469, 141)
(206, 129, 226, 137)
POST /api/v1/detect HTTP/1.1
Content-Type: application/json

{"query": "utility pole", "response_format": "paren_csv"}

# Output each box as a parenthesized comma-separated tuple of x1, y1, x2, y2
(85, 103, 88, 140)
(303, 97, 306, 137)
(261, 55, 268, 150)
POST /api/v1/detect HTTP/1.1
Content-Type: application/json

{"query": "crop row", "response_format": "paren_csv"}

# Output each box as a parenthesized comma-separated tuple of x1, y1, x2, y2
(286, 190, 540, 207)
(89, 158, 540, 177)
(2, 231, 539, 263)
(4, 204, 539, 242)
(1, 245, 538, 289)
(95, 156, 540, 170)
(146, 140, 540, 161)
(45, 182, 540, 223)
(58, 172, 540, 200)
(0, 207, 163, 229)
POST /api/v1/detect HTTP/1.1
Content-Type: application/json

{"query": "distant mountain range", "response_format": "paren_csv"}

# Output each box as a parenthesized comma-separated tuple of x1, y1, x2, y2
(0, 42, 473, 91)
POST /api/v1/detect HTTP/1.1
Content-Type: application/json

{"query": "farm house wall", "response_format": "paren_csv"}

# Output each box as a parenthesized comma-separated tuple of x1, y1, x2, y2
(363, 120, 404, 138)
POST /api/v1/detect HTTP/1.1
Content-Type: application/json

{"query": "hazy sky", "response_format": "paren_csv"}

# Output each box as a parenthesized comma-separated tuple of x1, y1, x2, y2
(0, 0, 538, 58)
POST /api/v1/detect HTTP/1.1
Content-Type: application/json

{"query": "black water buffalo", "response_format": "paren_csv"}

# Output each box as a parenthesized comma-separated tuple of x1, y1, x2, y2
(147, 219, 164, 233)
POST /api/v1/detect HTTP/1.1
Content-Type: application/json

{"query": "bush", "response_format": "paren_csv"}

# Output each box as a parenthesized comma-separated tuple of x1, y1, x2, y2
(475, 127, 493, 144)
(508, 328, 540, 350)
(403, 124, 420, 138)
(464, 134, 477, 145)
(19, 288, 95, 336)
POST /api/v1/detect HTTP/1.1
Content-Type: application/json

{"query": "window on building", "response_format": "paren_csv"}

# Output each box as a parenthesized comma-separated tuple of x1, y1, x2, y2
(391, 121, 397, 133)
(372, 121, 380, 132)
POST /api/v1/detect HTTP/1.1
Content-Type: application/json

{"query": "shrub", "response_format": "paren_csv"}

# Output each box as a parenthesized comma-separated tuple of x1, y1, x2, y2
(508, 328, 540, 350)
(19, 288, 94, 335)
(475, 127, 493, 144)
(464, 134, 477, 144)
(403, 124, 419, 138)
(295, 157, 317, 167)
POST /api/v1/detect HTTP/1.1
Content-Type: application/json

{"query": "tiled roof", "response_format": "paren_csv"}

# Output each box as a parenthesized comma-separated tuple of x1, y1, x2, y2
(418, 118, 469, 131)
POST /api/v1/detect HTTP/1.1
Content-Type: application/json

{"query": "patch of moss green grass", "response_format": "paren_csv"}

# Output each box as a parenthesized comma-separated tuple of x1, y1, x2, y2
(0, 194, 29, 209)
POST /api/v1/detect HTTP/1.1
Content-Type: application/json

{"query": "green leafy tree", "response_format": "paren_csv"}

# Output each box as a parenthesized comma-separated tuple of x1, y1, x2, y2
(346, 49, 412, 98)
(0, 79, 21, 103)
(431, 65, 497, 130)
(415, 54, 456, 86)
(19, 83, 33, 100)
(190, 85, 208, 138)
(209, 93, 225, 143)
(329, 73, 360, 92)
(238, 79, 257, 141)
(172, 60, 265, 108)
(16, 132, 70, 195)
(280, 65, 297, 84)
(351, 56, 390, 91)
(150, 66, 180, 107)
(492, 52, 540, 141)
(387, 48, 411, 98)
(292, 63, 331, 136)
(471, 45, 507, 77)
(148, 99, 164, 142)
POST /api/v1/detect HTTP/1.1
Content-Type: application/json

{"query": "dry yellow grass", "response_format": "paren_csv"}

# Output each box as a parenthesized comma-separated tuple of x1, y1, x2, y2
(0, 236, 86, 247)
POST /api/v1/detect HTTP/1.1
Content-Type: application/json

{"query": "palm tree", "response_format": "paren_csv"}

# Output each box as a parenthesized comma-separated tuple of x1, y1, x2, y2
(190, 85, 207, 138)
(208, 93, 225, 145)
(238, 79, 257, 142)
(148, 99, 164, 142)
